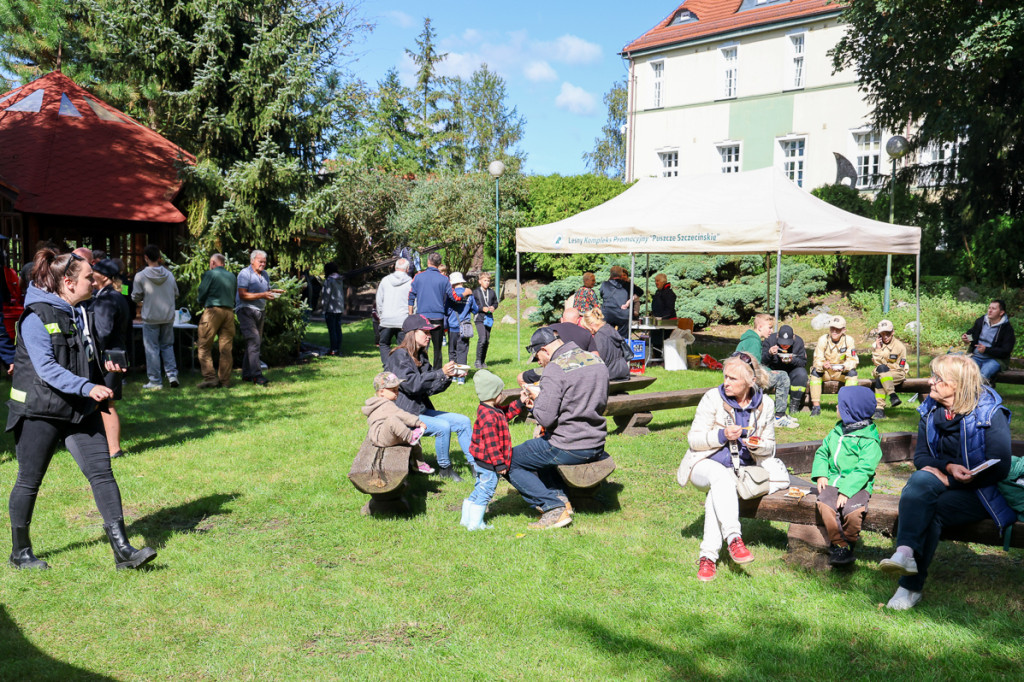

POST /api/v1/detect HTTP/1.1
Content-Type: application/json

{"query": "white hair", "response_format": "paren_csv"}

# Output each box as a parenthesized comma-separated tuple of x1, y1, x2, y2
(250, 249, 267, 263)
(395, 258, 409, 272)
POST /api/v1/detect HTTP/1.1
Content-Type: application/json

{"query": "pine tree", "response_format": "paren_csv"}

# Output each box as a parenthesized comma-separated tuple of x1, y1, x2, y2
(463, 64, 526, 173)
(404, 17, 448, 171)
(583, 79, 627, 180)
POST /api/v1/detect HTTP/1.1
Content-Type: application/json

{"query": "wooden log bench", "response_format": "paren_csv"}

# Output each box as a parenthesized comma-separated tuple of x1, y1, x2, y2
(496, 374, 658, 407)
(555, 452, 616, 509)
(992, 369, 1024, 386)
(348, 437, 414, 516)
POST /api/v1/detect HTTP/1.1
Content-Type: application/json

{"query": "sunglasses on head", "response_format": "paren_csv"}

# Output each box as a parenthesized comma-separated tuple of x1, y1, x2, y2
(62, 252, 84, 279)
(729, 351, 753, 366)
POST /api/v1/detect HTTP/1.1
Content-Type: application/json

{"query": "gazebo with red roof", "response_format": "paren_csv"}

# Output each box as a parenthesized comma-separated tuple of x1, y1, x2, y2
(0, 71, 195, 270)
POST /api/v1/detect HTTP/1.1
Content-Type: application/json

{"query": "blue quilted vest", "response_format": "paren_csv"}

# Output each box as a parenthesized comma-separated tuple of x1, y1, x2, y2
(919, 387, 1017, 532)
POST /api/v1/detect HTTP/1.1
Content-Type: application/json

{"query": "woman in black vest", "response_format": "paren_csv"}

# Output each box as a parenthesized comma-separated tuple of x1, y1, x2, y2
(7, 248, 155, 570)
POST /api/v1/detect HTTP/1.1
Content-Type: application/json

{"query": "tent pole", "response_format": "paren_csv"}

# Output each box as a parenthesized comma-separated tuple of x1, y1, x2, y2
(645, 253, 650, 317)
(517, 252, 521, 364)
(773, 249, 782, 331)
(916, 252, 921, 377)
(628, 252, 635, 339)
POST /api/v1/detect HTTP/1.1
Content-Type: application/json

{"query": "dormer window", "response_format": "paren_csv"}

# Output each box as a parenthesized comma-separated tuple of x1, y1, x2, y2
(670, 9, 697, 25)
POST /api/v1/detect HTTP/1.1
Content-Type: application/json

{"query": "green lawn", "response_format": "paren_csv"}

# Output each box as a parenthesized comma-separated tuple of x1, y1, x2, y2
(1, 315, 1022, 680)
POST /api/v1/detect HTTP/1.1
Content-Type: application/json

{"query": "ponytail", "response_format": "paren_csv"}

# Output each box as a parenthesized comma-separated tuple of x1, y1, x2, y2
(31, 248, 83, 293)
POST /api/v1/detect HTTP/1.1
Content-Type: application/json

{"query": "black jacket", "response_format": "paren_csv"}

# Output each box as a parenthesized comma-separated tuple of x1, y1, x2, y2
(966, 315, 1016, 360)
(472, 287, 498, 323)
(384, 347, 452, 416)
(651, 285, 677, 318)
(761, 332, 807, 369)
(92, 285, 130, 353)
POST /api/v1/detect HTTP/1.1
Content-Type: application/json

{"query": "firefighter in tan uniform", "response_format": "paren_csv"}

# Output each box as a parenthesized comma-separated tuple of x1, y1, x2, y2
(809, 315, 859, 416)
(870, 319, 907, 419)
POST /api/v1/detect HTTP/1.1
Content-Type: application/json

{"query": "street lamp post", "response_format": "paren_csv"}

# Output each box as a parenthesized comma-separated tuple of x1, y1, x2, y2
(488, 160, 506, 300)
(884, 135, 910, 313)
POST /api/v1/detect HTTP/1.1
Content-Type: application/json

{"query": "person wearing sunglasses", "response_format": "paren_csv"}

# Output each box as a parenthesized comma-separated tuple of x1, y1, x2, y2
(7, 248, 156, 570)
(879, 354, 1014, 609)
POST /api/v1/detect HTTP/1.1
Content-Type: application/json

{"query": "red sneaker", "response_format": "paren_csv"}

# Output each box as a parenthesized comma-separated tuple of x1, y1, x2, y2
(697, 557, 717, 582)
(728, 537, 754, 564)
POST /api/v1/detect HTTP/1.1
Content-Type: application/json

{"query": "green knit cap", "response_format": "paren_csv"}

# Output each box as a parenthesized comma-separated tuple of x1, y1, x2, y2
(473, 369, 505, 402)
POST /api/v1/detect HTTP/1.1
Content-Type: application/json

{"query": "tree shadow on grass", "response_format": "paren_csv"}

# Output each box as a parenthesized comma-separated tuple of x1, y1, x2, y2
(38, 493, 241, 562)
(0, 604, 116, 681)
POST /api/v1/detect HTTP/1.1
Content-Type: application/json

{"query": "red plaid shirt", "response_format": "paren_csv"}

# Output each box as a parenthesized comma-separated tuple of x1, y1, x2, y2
(470, 400, 523, 472)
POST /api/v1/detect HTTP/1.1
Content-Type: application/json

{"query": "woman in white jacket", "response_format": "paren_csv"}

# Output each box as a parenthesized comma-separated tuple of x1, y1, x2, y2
(677, 352, 777, 582)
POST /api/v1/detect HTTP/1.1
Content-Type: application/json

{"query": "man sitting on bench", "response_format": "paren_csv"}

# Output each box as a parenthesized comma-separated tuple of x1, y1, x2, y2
(509, 327, 609, 530)
(809, 316, 859, 417)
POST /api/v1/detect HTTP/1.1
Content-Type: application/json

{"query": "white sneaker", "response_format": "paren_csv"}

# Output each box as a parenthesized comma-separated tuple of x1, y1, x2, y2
(886, 586, 922, 610)
(879, 551, 918, 576)
(774, 415, 800, 429)
(142, 382, 163, 390)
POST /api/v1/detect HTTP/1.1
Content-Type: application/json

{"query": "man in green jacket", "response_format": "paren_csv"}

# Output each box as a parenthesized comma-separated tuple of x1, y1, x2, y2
(811, 385, 883, 566)
(196, 253, 238, 388)
(736, 314, 798, 429)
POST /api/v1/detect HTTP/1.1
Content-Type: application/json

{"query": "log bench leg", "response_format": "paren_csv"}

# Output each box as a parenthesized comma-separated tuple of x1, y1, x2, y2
(784, 523, 833, 571)
(360, 484, 410, 517)
(613, 412, 653, 436)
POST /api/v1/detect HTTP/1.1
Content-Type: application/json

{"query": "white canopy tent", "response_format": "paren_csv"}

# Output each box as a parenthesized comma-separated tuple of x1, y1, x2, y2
(513, 167, 922, 367)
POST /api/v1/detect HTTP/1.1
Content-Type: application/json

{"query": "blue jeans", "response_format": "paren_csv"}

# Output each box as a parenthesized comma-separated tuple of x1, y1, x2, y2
(141, 322, 177, 384)
(325, 312, 343, 353)
(972, 354, 1002, 380)
(419, 409, 472, 469)
(895, 469, 990, 592)
(468, 465, 499, 506)
(509, 437, 604, 511)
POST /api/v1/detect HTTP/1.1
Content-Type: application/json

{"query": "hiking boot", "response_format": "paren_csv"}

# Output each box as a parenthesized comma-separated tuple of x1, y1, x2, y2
(886, 586, 922, 610)
(697, 556, 717, 582)
(527, 506, 572, 530)
(438, 466, 464, 483)
(809, 405, 821, 417)
(197, 380, 220, 389)
(727, 536, 754, 564)
(829, 544, 855, 566)
(890, 394, 902, 408)
(557, 495, 575, 516)
(879, 551, 918, 576)
(774, 415, 800, 429)
(872, 408, 887, 420)
(789, 397, 804, 414)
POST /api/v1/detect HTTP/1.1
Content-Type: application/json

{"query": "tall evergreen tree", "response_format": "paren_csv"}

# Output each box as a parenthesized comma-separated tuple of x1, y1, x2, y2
(356, 68, 420, 175)
(404, 16, 448, 171)
(463, 64, 526, 173)
(583, 78, 627, 180)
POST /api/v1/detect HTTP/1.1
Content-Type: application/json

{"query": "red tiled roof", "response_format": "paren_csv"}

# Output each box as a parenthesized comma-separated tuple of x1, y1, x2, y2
(0, 71, 195, 223)
(622, 0, 841, 55)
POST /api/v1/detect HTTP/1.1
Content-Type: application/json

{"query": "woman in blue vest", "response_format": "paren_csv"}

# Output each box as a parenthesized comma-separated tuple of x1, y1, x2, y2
(7, 248, 156, 570)
(879, 354, 1014, 609)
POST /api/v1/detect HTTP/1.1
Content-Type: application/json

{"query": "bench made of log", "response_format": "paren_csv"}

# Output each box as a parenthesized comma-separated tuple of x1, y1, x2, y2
(556, 454, 616, 506)
(992, 369, 1024, 386)
(497, 374, 658, 407)
(348, 437, 413, 516)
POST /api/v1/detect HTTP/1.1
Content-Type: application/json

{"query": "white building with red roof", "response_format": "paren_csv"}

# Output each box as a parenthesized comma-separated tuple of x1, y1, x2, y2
(620, 0, 910, 189)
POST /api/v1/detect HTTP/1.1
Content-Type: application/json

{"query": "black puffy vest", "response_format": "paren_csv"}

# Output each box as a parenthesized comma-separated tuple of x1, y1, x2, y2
(7, 302, 95, 424)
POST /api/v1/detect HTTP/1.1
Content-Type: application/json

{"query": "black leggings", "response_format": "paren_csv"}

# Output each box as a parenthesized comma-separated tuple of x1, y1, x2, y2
(8, 414, 125, 527)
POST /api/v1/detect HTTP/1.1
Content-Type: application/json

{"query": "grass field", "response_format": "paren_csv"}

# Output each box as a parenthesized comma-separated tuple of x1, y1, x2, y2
(1, 314, 1022, 680)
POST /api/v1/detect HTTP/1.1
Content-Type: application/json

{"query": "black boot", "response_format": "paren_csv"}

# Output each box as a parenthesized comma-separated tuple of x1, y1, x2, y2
(437, 466, 464, 483)
(789, 396, 803, 414)
(103, 519, 156, 570)
(10, 525, 49, 570)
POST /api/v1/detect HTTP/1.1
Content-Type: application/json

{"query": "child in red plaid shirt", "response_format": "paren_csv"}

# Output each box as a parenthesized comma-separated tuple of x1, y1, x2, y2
(461, 369, 524, 531)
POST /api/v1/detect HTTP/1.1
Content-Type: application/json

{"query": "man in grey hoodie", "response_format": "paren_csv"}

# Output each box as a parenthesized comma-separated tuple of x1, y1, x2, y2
(132, 244, 179, 389)
(375, 258, 413, 366)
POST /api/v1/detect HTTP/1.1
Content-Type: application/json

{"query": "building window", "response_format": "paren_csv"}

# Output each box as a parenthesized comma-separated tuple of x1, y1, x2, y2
(788, 34, 805, 89)
(779, 138, 806, 186)
(720, 47, 738, 99)
(853, 130, 881, 188)
(651, 61, 664, 108)
(918, 140, 959, 187)
(718, 144, 741, 173)
(659, 151, 678, 177)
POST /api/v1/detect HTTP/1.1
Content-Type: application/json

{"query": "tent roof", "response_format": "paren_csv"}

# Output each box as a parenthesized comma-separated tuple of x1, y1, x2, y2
(0, 71, 194, 223)
(515, 168, 920, 256)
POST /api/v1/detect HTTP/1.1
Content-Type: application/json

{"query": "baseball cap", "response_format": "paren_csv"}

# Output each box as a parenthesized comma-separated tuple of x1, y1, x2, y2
(401, 314, 437, 333)
(829, 315, 847, 329)
(449, 271, 466, 286)
(877, 319, 894, 333)
(526, 327, 561, 356)
(373, 371, 403, 391)
(778, 325, 795, 345)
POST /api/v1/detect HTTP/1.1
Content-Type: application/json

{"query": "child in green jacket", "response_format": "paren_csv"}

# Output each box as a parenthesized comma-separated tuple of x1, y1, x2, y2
(811, 385, 883, 567)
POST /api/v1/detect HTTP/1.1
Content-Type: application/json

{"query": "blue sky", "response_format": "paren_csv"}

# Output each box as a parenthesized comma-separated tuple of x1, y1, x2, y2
(348, 1, 676, 176)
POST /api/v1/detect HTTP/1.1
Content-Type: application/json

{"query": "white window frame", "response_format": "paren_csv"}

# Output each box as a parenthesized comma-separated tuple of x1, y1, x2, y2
(918, 140, 960, 187)
(651, 60, 665, 109)
(717, 142, 741, 174)
(850, 129, 881, 189)
(719, 45, 738, 99)
(776, 135, 807, 187)
(658, 150, 679, 177)
(787, 32, 805, 90)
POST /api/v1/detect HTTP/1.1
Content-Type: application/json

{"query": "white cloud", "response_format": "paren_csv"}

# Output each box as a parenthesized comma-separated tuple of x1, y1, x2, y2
(385, 10, 415, 29)
(555, 82, 597, 115)
(542, 34, 603, 65)
(463, 28, 483, 43)
(524, 60, 557, 82)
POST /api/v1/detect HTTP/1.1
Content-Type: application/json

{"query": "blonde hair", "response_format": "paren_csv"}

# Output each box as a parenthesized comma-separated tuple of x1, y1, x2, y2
(581, 307, 605, 332)
(724, 352, 770, 391)
(753, 313, 774, 328)
(931, 354, 983, 415)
